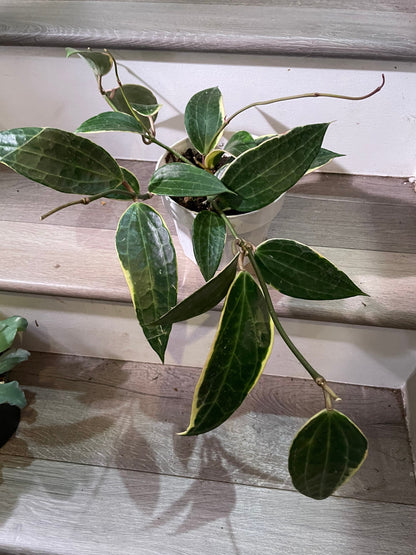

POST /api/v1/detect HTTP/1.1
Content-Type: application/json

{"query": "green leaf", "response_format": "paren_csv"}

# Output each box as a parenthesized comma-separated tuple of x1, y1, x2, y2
(0, 381, 27, 409)
(254, 239, 365, 300)
(0, 128, 124, 195)
(66, 48, 113, 77)
(106, 84, 159, 130)
(185, 87, 225, 155)
(307, 148, 344, 174)
(152, 255, 239, 326)
(148, 163, 231, 196)
(100, 166, 140, 200)
(193, 211, 226, 281)
(254, 134, 275, 146)
(77, 111, 145, 135)
(225, 131, 257, 156)
(181, 271, 273, 436)
(0, 127, 41, 159)
(0, 317, 28, 353)
(289, 409, 368, 500)
(220, 123, 329, 212)
(116, 203, 177, 362)
(205, 149, 226, 170)
(0, 349, 30, 375)
(131, 103, 162, 117)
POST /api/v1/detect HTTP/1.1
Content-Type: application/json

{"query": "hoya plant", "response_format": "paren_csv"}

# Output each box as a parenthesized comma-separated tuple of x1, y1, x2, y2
(0, 316, 29, 447)
(0, 49, 384, 499)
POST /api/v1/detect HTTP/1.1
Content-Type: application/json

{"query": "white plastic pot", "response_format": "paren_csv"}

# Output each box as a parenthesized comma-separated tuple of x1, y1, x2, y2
(157, 137, 285, 266)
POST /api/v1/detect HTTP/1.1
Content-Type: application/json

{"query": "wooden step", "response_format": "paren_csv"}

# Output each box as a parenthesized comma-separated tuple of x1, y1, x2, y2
(1, 1, 415, 61)
(1, 163, 415, 330)
(0, 351, 414, 553)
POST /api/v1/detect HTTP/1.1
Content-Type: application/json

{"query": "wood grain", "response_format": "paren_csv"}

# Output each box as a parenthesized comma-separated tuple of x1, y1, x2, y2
(1, 160, 416, 329)
(0, 454, 415, 555)
(3, 352, 415, 506)
(2, 165, 415, 254)
(0, 1, 415, 61)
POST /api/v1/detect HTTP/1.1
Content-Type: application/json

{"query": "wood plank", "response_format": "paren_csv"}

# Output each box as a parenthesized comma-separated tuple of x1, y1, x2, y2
(4, 352, 415, 505)
(1, 218, 415, 329)
(0, 455, 415, 555)
(2, 165, 414, 254)
(0, 1, 415, 61)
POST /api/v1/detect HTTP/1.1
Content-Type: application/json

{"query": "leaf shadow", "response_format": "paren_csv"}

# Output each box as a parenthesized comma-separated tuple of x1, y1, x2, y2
(149, 437, 238, 537)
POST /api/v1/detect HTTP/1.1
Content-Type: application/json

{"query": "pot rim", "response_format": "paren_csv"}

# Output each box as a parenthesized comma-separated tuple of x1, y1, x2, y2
(156, 136, 285, 219)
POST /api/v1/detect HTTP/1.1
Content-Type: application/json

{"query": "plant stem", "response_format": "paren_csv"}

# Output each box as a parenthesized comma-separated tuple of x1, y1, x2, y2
(214, 200, 340, 403)
(146, 135, 193, 166)
(40, 188, 147, 220)
(105, 50, 192, 166)
(247, 247, 340, 403)
(207, 74, 385, 153)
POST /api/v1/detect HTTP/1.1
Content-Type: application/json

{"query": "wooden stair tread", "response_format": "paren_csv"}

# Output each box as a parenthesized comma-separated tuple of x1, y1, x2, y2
(1, 163, 415, 330)
(0, 1, 415, 61)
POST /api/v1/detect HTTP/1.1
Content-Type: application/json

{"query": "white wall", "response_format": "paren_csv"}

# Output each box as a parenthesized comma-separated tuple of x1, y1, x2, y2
(0, 46, 415, 177)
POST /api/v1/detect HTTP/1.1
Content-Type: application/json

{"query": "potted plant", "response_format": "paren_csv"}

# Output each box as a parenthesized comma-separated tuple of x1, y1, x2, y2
(0, 316, 30, 447)
(0, 49, 385, 499)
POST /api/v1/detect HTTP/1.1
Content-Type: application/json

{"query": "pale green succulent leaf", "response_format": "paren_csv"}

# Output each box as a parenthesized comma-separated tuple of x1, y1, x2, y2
(0, 317, 28, 353)
(0, 381, 27, 409)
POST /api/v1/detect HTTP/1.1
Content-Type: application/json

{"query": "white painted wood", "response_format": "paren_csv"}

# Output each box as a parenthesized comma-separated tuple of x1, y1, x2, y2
(2, 291, 416, 389)
(0, 455, 414, 554)
(0, 46, 415, 176)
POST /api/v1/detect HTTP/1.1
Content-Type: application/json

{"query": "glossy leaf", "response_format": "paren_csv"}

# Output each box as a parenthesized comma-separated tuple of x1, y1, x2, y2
(185, 87, 225, 155)
(0, 127, 124, 195)
(116, 203, 177, 362)
(193, 211, 226, 281)
(254, 134, 275, 146)
(254, 239, 365, 300)
(152, 255, 238, 326)
(66, 48, 113, 77)
(225, 131, 257, 156)
(77, 111, 145, 135)
(289, 409, 368, 499)
(0, 381, 27, 409)
(106, 84, 158, 130)
(0, 349, 30, 375)
(100, 166, 140, 200)
(0, 317, 28, 353)
(205, 149, 226, 170)
(0, 404, 21, 448)
(131, 103, 162, 117)
(307, 148, 344, 174)
(181, 271, 273, 436)
(220, 123, 329, 212)
(148, 163, 231, 196)
(0, 127, 41, 159)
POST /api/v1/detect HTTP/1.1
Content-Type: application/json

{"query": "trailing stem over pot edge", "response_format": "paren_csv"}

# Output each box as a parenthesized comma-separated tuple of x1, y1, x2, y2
(0, 49, 385, 499)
